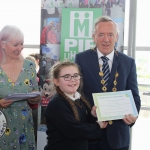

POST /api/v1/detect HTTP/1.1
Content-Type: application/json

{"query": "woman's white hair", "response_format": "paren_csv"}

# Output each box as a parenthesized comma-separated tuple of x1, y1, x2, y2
(0, 25, 24, 64)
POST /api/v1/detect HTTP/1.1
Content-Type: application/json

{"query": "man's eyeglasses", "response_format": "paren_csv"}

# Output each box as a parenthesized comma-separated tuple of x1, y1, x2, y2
(59, 74, 81, 81)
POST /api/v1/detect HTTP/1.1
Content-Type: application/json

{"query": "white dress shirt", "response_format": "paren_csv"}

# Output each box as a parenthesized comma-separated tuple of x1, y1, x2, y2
(97, 48, 114, 72)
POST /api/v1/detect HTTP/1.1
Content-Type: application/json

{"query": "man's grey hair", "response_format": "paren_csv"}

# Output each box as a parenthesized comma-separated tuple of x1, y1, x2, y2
(92, 16, 119, 34)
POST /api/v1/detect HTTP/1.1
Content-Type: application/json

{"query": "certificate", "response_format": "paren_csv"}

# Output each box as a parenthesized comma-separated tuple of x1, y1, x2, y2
(92, 90, 138, 121)
(5, 91, 41, 102)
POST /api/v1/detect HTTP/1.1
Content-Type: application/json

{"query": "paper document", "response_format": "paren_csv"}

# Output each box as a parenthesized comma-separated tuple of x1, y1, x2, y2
(92, 90, 138, 121)
(5, 91, 41, 102)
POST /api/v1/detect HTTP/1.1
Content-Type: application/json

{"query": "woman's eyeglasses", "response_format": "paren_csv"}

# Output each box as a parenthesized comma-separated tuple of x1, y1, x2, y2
(59, 74, 81, 81)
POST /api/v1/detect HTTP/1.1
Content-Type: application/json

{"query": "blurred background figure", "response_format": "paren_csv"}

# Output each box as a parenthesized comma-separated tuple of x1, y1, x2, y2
(40, 20, 55, 45)
(47, 26, 57, 44)
(55, 22, 61, 44)
(30, 53, 41, 75)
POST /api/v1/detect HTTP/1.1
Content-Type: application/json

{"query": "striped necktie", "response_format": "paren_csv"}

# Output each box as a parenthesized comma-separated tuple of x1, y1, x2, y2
(101, 56, 110, 86)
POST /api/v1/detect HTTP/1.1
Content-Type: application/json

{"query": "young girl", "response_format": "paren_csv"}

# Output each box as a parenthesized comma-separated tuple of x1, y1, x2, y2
(44, 61, 107, 150)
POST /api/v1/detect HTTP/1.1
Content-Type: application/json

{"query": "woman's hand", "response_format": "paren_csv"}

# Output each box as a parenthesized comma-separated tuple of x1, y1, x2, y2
(0, 99, 13, 108)
(28, 95, 41, 104)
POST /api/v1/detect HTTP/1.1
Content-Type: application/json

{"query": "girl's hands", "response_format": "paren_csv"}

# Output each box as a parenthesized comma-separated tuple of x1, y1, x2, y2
(91, 106, 97, 117)
(97, 121, 108, 129)
(91, 106, 108, 129)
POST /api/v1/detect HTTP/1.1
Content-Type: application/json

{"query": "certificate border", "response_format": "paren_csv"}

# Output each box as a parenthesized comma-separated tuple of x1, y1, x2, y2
(92, 90, 138, 121)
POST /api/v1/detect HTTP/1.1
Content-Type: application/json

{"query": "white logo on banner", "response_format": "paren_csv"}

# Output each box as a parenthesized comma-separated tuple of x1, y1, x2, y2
(69, 11, 93, 38)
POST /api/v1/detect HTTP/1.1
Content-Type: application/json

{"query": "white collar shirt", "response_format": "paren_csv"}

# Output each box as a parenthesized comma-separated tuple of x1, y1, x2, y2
(65, 91, 81, 101)
(97, 48, 114, 71)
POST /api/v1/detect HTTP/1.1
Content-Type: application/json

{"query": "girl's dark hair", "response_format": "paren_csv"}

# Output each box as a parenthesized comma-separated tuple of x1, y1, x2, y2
(51, 60, 91, 121)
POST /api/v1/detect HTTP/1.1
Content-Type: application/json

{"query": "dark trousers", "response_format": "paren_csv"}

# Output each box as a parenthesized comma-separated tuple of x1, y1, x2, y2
(89, 141, 129, 150)
(89, 130, 129, 150)
(32, 108, 38, 141)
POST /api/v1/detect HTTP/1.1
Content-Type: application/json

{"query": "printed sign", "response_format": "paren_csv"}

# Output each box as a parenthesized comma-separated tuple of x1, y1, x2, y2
(60, 8, 102, 61)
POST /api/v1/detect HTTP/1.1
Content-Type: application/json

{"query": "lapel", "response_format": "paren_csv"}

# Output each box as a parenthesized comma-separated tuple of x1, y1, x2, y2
(89, 47, 101, 90)
(107, 50, 120, 91)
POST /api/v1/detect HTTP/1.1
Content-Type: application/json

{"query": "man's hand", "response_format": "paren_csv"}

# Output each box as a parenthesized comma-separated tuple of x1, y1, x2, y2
(123, 114, 138, 125)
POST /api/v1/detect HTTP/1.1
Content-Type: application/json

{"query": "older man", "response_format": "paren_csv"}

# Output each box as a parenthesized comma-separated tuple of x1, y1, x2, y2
(75, 16, 141, 150)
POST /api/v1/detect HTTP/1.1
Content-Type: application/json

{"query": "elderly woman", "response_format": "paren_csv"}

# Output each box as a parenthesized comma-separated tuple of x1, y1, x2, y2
(0, 25, 40, 150)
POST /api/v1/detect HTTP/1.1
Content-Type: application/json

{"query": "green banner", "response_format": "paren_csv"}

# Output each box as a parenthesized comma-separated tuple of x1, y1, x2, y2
(60, 8, 102, 61)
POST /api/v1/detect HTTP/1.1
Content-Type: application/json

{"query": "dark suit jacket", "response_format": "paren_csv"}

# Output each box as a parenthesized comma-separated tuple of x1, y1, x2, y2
(75, 48, 141, 149)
